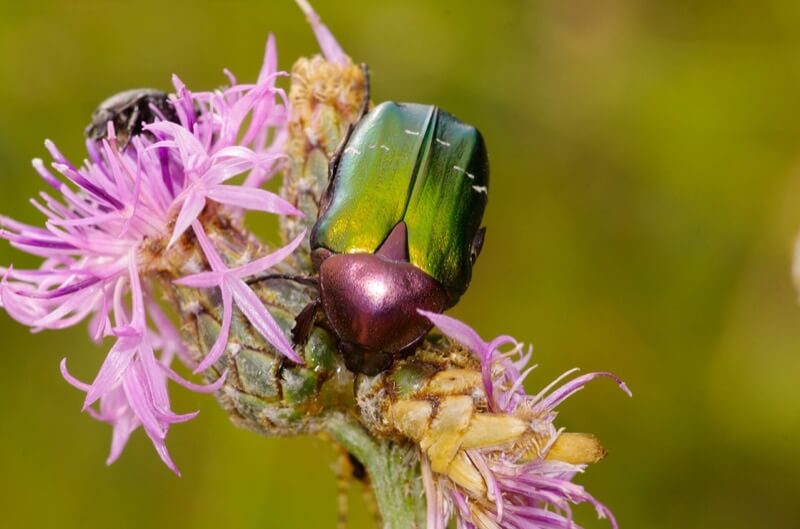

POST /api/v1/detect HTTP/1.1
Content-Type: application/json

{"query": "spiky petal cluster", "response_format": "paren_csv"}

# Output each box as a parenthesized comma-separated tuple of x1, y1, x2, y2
(421, 311, 631, 529)
(0, 36, 303, 473)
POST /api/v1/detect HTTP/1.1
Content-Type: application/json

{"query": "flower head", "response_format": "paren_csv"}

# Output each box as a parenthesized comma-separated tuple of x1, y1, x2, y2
(420, 311, 631, 529)
(0, 34, 302, 473)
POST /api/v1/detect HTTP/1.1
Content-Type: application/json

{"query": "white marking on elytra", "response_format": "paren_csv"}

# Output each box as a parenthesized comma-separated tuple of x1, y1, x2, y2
(453, 165, 476, 179)
(404, 129, 420, 136)
(368, 144, 377, 149)
(344, 146, 361, 155)
(472, 185, 488, 194)
(380, 144, 391, 151)
(435, 138, 451, 147)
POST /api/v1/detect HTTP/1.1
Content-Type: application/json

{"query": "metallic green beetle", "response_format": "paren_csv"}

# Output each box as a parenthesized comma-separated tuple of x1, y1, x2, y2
(301, 101, 489, 375)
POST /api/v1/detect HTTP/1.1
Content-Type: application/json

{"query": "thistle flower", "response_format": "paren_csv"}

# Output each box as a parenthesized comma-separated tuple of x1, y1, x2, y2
(0, 36, 302, 473)
(417, 311, 632, 529)
(1, 3, 630, 528)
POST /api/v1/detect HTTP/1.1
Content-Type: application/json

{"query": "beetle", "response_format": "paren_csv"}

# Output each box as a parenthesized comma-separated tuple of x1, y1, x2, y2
(85, 88, 178, 150)
(283, 101, 489, 375)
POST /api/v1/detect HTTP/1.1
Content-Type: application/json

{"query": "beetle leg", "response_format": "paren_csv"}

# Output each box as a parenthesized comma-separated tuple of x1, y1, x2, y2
(318, 119, 356, 218)
(320, 63, 368, 208)
(292, 298, 322, 346)
(116, 105, 140, 151)
(130, 103, 144, 134)
(245, 273, 319, 288)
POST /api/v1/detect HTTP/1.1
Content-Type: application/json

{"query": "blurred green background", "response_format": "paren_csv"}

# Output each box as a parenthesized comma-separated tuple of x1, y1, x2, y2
(1, 0, 799, 527)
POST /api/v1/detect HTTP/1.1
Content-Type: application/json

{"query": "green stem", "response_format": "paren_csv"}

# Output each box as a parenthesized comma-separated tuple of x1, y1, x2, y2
(325, 412, 427, 529)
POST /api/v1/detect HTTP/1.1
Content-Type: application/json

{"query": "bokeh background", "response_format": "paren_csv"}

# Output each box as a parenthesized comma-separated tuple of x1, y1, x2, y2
(1, 0, 799, 527)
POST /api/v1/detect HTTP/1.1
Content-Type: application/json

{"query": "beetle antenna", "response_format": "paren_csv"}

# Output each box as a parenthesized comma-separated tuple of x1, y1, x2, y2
(246, 273, 319, 288)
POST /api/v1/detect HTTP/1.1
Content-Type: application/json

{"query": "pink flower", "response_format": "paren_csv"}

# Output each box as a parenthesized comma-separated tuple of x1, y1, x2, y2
(421, 311, 632, 529)
(0, 34, 301, 473)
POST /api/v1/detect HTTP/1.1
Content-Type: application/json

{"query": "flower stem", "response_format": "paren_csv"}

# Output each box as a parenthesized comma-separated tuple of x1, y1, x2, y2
(325, 412, 427, 529)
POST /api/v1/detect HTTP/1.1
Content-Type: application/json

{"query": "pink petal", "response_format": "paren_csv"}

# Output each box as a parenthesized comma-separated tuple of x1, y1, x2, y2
(538, 372, 632, 412)
(258, 34, 278, 84)
(190, 221, 226, 271)
(202, 158, 258, 187)
(486, 335, 520, 358)
(136, 338, 170, 410)
(231, 230, 306, 279)
(211, 145, 261, 159)
(0, 281, 47, 325)
(59, 358, 92, 392)
(161, 364, 228, 393)
(146, 121, 207, 172)
(157, 409, 200, 425)
(168, 191, 207, 248)
(106, 411, 138, 465)
(243, 131, 287, 188)
(420, 455, 446, 529)
(207, 185, 302, 217)
(194, 283, 234, 374)
(170, 74, 196, 130)
(229, 277, 303, 364)
(295, 0, 349, 65)
(173, 270, 222, 288)
(83, 337, 137, 409)
(152, 439, 181, 476)
(419, 310, 489, 359)
(32, 157, 62, 189)
(121, 363, 164, 440)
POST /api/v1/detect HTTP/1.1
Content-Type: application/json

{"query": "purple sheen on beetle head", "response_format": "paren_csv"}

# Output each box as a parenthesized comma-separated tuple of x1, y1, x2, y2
(419, 310, 631, 529)
(319, 253, 447, 359)
(0, 35, 300, 472)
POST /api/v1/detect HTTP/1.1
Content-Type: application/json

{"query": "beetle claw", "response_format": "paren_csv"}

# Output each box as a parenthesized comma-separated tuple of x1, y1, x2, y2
(291, 298, 321, 347)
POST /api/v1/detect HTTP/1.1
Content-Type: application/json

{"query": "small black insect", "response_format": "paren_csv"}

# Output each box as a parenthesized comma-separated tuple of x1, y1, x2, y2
(85, 88, 178, 150)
